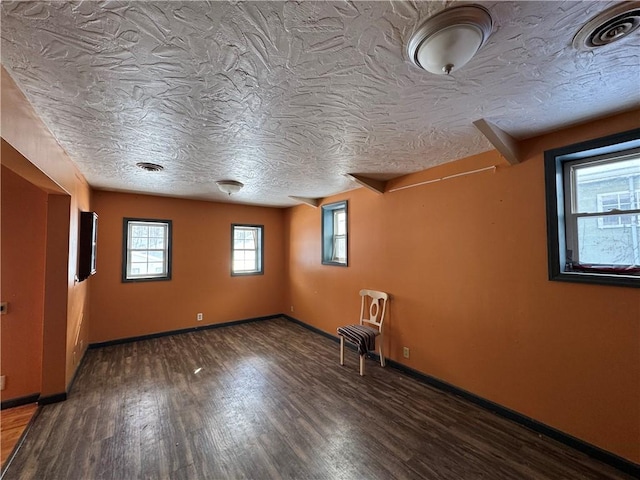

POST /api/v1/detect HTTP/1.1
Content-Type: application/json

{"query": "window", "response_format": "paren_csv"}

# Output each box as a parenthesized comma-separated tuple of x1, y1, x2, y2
(122, 218, 172, 282)
(232, 224, 263, 275)
(544, 128, 640, 287)
(322, 201, 348, 266)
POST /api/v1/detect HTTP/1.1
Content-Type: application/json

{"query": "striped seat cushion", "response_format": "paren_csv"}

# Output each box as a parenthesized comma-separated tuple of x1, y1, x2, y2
(337, 324, 379, 356)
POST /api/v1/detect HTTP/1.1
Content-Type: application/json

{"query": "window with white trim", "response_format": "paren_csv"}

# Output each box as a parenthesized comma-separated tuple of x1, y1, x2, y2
(322, 201, 348, 266)
(122, 218, 172, 282)
(544, 128, 640, 287)
(232, 224, 263, 275)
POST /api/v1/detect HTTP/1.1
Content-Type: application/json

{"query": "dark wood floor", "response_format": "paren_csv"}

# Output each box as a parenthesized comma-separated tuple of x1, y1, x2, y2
(3, 318, 632, 479)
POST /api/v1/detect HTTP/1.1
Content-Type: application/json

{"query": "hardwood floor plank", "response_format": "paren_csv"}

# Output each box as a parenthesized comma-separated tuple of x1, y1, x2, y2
(0, 403, 38, 471)
(2, 318, 634, 479)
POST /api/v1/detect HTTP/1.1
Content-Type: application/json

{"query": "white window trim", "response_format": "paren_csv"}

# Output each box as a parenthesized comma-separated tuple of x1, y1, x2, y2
(562, 149, 640, 268)
(331, 209, 347, 263)
(232, 224, 264, 276)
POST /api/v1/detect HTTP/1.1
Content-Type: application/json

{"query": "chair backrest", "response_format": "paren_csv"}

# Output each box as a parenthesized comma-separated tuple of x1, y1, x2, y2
(359, 289, 388, 332)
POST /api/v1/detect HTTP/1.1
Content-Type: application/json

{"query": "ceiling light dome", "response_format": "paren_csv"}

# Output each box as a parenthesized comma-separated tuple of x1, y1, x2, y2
(216, 180, 244, 195)
(407, 5, 493, 75)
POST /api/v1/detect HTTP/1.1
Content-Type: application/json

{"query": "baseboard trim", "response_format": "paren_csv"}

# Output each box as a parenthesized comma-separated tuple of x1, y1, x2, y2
(1, 403, 42, 478)
(1, 393, 40, 410)
(89, 314, 283, 349)
(283, 315, 640, 477)
(38, 392, 67, 406)
(283, 314, 340, 343)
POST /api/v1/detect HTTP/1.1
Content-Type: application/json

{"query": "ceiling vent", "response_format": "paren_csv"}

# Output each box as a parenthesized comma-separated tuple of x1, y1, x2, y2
(573, 2, 640, 50)
(136, 162, 164, 172)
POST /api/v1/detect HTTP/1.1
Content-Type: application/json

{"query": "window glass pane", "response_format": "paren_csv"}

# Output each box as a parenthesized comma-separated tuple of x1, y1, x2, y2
(132, 251, 148, 263)
(130, 262, 149, 275)
(150, 226, 165, 237)
(334, 237, 346, 260)
(148, 251, 165, 262)
(576, 215, 640, 266)
(573, 157, 640, 214)
(132, 225, 149, 237)
(148, 237, 165, 249)
(148, 262, 165, 274)
(335, 210, 346, 235)
(244, 236, 256, 249)
(131, 237, 149, 249)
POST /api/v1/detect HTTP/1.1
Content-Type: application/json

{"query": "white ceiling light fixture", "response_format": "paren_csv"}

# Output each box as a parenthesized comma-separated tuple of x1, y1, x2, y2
(407, 4, 493, 75)
(216, 180, 244, 196)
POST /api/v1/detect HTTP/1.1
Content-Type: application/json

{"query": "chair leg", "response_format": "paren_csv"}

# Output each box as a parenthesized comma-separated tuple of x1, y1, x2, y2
(339, 336, 345, 366)
(379, 342, 385, 367)
(359, 355, 365, 376)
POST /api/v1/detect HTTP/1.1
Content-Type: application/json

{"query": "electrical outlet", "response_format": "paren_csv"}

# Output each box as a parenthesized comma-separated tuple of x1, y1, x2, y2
(290, 305, 294, 312)
(403, 347, 410, 359)
(197, 313, 203, 321)
(0, 375, 5, 390)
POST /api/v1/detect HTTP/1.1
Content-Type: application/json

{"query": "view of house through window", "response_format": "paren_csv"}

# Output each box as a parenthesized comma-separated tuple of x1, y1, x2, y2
(123, 219, 172, 281)
(232, 225, 263, 275)
(565, 153, 640, 268)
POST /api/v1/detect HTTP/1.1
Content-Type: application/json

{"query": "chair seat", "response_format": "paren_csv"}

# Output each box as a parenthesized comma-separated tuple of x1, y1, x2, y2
(337, 324, 379, 356)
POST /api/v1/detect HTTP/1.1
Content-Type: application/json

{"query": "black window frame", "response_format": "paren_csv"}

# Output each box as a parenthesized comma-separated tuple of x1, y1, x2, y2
(544, 128, 640, 288)
(321, 200, 348, 266)
(231, 224, 264, 276)
(122, 217, 173, 283)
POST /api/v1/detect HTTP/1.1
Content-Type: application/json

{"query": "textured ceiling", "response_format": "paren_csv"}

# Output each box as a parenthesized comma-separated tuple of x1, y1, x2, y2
(2, 1, 639, 206)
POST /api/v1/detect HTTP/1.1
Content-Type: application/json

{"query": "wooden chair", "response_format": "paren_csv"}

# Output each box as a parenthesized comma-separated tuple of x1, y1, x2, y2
(337, 289, 388, 376)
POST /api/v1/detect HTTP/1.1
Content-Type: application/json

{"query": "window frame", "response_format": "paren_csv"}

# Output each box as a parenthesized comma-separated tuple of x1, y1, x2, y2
(544, 128, 640, 288)
(322, 200, 348, 266)
(231, 224, 264, 276)
(122, 218, 172, 283)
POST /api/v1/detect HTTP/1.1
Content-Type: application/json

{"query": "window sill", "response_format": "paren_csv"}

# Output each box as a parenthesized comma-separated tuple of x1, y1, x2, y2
(122, 276, 172, 283)
(550, 271, 639, 288)
(322, 260, 348, 267)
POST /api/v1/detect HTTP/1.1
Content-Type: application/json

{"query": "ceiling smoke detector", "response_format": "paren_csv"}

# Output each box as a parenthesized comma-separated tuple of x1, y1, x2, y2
(136, 162, 164, 172)
(573, 2, 640, 50)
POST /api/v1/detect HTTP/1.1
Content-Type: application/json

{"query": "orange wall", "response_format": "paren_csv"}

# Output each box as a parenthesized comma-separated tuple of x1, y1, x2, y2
(0, 165, 46, 399)
(89, 191, 285, 342)
(284, 110, 640, 463)
(1, 67, 92, 395)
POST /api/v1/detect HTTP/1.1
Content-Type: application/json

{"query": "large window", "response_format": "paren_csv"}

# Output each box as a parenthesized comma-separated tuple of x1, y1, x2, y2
(322, 201, 348, 266)
(122, 218, 172, 282)
(544, 129, 640, 287)
(232, 224, 263, 275)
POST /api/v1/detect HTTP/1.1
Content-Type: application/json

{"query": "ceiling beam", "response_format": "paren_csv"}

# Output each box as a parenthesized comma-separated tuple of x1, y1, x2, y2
(344, 174, 387, 194)
(473, 118, 522, 165)
(289, 196, 321, 208)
